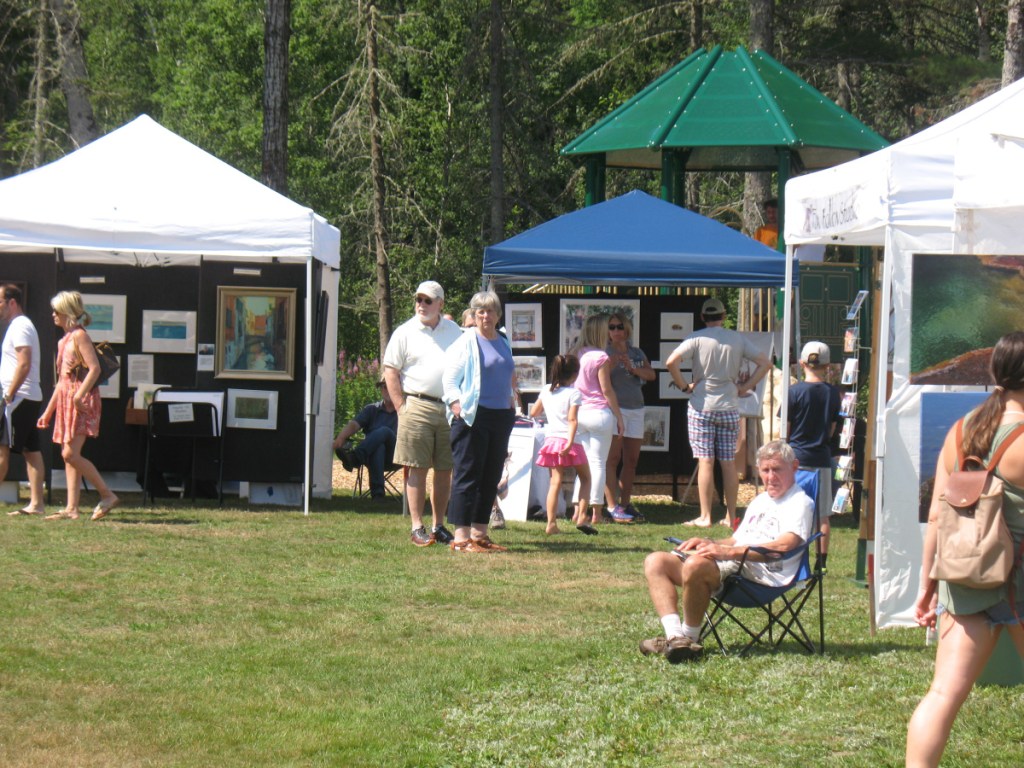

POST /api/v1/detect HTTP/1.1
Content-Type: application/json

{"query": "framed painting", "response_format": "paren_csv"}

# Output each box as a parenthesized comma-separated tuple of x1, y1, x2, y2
(142, 310, 196, 354)
(559, 298, 640, 354)
(507, 303, 542, 348)
(658, 370, 690, 400)
(640, 406, 670, 452)
(513, 355, 546, 393)
(660, 312, 693, 340)
(215, 287, 296, 381)
(82, 294, 127, 343)
(226, 388, 279, 430)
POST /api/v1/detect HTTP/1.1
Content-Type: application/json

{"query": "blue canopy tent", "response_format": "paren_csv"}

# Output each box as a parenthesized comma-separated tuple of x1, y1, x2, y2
(483, 191, 795, 288)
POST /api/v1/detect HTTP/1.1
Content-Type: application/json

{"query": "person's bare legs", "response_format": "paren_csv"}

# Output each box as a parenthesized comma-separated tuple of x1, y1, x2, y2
(23, 450, 45, 512)
(63, 435, 117, 518)
(430, 468, 451, 529)
(618, 437, 642, 506)
(406, 466, 429, 530)
(546, 467, 564, 534)
(573, 464, 592, 525)
(719, 458, 739, 527)
(64, 461, 82, 517)
(906, 612, 1014, 767)
(643, 550, 721, 625)
(693, 458, 716, 525)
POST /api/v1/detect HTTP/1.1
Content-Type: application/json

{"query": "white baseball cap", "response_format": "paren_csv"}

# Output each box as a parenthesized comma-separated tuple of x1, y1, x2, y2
(414, 281, 444, 301)
(800, 341, 830, 366)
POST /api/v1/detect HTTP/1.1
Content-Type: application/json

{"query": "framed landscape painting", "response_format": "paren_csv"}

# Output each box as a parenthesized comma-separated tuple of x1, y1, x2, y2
(216, 287, 296, 381)
(226, 388, 279, 430)
(507, 304, 542, 348)
(559, 298, 639, 354)
(142, 310, 196, 354)
(82, 294, 127, 344)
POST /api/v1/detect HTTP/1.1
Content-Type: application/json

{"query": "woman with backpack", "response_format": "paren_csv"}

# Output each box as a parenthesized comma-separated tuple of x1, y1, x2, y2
(907, 331, 1024, 767)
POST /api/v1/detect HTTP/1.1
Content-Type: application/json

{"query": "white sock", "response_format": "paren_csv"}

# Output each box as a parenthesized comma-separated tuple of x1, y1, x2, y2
(660, 614, 683, 639)
(681, 622, 702, 642)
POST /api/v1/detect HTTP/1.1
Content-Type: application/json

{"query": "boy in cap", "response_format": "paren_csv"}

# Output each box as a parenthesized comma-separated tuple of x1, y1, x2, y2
(666, 298, 771, 528)
(786, 340, 842, 570)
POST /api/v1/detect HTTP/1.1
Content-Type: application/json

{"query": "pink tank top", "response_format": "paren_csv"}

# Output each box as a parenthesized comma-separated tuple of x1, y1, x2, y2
(576, 348, 609, 409)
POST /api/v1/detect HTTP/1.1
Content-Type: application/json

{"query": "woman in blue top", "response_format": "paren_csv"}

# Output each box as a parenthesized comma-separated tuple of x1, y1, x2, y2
(442, 291, 518, 553)
(907, 331, 1024, 766)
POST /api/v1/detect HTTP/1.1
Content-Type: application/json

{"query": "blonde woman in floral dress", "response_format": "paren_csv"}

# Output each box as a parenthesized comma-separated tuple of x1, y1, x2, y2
(37, 291, 119, 521)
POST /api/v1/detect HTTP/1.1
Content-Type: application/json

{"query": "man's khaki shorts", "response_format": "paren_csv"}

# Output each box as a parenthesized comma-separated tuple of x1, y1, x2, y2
(393, 396, 453, 471)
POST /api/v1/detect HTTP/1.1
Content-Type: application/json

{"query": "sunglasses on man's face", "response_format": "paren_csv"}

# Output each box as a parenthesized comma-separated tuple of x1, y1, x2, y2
(608, 323, 625, 331)
(415, 296, 433, 305)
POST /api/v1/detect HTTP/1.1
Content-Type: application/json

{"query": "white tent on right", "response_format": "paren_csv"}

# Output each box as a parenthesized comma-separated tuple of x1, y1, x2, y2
(783, 77, 1024, 629)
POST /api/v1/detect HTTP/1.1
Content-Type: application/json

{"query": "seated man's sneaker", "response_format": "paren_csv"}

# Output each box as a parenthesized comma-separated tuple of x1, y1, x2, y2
(639, 635, 703, 664)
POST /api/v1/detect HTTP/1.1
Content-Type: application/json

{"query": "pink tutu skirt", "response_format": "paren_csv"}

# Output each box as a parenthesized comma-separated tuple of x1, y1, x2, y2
(536, 438, 587, 468)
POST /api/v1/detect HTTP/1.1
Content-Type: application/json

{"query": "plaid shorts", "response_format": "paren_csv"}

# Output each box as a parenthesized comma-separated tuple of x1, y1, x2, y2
(687, 407, 740, 460)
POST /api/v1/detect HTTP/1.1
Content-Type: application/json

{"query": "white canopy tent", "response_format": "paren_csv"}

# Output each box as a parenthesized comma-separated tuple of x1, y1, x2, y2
(0, 115, 341, 512)
(783, 78, 1024, 627)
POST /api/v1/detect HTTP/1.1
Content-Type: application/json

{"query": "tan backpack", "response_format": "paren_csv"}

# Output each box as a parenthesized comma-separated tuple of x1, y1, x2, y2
(930, 418, 1024, 590)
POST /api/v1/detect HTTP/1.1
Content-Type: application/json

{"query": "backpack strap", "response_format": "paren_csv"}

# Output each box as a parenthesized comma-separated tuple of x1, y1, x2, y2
(986, 421, 1024, 473)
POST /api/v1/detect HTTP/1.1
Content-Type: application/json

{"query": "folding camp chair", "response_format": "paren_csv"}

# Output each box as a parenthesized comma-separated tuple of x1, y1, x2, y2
(701, 532, 824, 656)
(353, 462, 403, 498)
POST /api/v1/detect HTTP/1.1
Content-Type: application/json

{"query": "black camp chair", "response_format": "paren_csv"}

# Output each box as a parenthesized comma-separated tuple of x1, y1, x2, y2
(700, 532, 825, 656)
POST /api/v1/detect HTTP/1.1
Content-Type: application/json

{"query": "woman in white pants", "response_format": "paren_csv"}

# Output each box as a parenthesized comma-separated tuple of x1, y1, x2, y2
(571, 314, 624, 525)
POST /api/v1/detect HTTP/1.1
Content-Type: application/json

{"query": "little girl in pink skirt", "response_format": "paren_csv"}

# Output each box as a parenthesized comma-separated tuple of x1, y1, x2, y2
(529, 354, 595, 535)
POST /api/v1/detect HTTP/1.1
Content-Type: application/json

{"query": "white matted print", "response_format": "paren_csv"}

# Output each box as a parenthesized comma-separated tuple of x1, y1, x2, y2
(660, 312, 693, 340)
(659, 341, 682, 367)
(559, 298, 639, 354)
(736, 332, 774, 418)
(658, 371, 691, 400)
(226, 388, 279, 430)
(507, 304, 542, 348)
(641, 406, 670, 452)
(513, 355, 546, 393)
(142, 310, 197, 354)
(98, 356, 121, 399)
(82, 294, 127, 343)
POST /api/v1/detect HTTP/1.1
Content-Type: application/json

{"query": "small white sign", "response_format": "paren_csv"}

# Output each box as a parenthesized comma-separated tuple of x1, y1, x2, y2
(167, 403, 195, 423)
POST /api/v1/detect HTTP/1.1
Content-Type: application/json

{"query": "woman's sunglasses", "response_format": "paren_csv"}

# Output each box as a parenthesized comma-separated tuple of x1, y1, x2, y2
(608, 323, 625, 330)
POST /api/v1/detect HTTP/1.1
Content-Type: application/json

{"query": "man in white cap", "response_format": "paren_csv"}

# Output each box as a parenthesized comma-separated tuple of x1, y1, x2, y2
(383, 281, 463, 546)
(666, 297, 771, 529)
(786, 340, 842, 571)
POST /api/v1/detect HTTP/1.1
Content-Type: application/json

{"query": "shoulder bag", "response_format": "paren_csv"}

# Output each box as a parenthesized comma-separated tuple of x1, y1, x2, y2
(70, 333, 120, 391)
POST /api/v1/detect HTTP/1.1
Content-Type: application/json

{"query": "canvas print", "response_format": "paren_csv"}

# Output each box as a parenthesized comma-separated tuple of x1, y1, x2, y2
(918, 391, 989, 523)
(559, 298, 639, 354)
(142, 310, 196, 354)
(910, 253, 1024, 385)
(513, 355, 546, 393)
(226, 388, 279, 430)
(507, 304, 542, 348)
(216, 287, 296, 381)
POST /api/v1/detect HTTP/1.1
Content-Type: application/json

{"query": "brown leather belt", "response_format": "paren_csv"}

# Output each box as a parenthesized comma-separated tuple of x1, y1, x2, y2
(404, 392, 443, 404)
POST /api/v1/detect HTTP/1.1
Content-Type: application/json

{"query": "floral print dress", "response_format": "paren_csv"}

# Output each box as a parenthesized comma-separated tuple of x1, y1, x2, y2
(52, 329, 101, 443)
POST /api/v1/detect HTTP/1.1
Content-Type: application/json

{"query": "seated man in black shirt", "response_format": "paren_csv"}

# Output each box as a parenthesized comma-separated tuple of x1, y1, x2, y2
(333, 376, 398, 500)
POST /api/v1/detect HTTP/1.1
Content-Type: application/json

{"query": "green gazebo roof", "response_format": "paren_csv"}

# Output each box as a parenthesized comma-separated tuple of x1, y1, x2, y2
(562, 45, 888, 171)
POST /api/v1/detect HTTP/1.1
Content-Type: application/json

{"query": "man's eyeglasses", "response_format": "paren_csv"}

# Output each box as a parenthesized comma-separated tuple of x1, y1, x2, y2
(608, 323, 625, 330)
(415, 296, 433, 305)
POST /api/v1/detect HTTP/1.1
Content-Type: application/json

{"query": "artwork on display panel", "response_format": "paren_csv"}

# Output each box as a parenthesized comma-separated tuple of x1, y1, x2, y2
(226, 388, 279, 430)
(910, 253, 1024, 385)
(918, 391, 988, 523)
(658, 371, 690, 400)
(640, 406, 670, 452)
(507, 304, 542, 348)
(513, 355, 546, 393)
(559, 298, 640, 354)
(215, 287, 296, 381)
(142, 310, 196, 354)
(81, 294, 127, 343)
(97, 356, 121, 399)
(735, 332, 774, 418)
(660, 312, 693, 340)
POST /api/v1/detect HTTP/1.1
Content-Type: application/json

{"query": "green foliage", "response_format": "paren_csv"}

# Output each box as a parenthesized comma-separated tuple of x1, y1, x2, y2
(335, 350, 382, 430)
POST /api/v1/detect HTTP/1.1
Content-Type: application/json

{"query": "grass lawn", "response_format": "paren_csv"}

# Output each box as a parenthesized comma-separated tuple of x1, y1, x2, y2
(2, 492, 1023, 767)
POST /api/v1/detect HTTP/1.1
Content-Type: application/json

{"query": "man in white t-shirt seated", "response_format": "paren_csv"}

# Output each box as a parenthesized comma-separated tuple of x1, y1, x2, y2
(639, 439, 813, 663)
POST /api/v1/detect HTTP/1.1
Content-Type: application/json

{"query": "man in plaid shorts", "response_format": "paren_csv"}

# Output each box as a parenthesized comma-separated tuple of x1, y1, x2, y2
(666, 298, 770, 529)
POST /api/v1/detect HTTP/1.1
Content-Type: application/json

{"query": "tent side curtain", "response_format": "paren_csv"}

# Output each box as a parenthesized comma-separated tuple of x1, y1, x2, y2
(483, 190, 793, 289)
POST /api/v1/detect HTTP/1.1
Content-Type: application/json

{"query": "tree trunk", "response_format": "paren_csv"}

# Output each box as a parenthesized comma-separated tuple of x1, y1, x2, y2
(976, 1, 992, 62)
(367, 1, 392, 357)
(32, 0, 48, 168)
(262, 0, 290, 193)
(49, 0, 97, 148)
(1004, 0, 1024, 86)
(488, 0, 505, 244)
(742, 0, 774, 241)
(685, 0, 704, 212)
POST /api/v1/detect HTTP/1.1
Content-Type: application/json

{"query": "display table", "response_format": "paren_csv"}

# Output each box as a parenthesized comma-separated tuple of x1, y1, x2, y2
(498, 421, 564, 522)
